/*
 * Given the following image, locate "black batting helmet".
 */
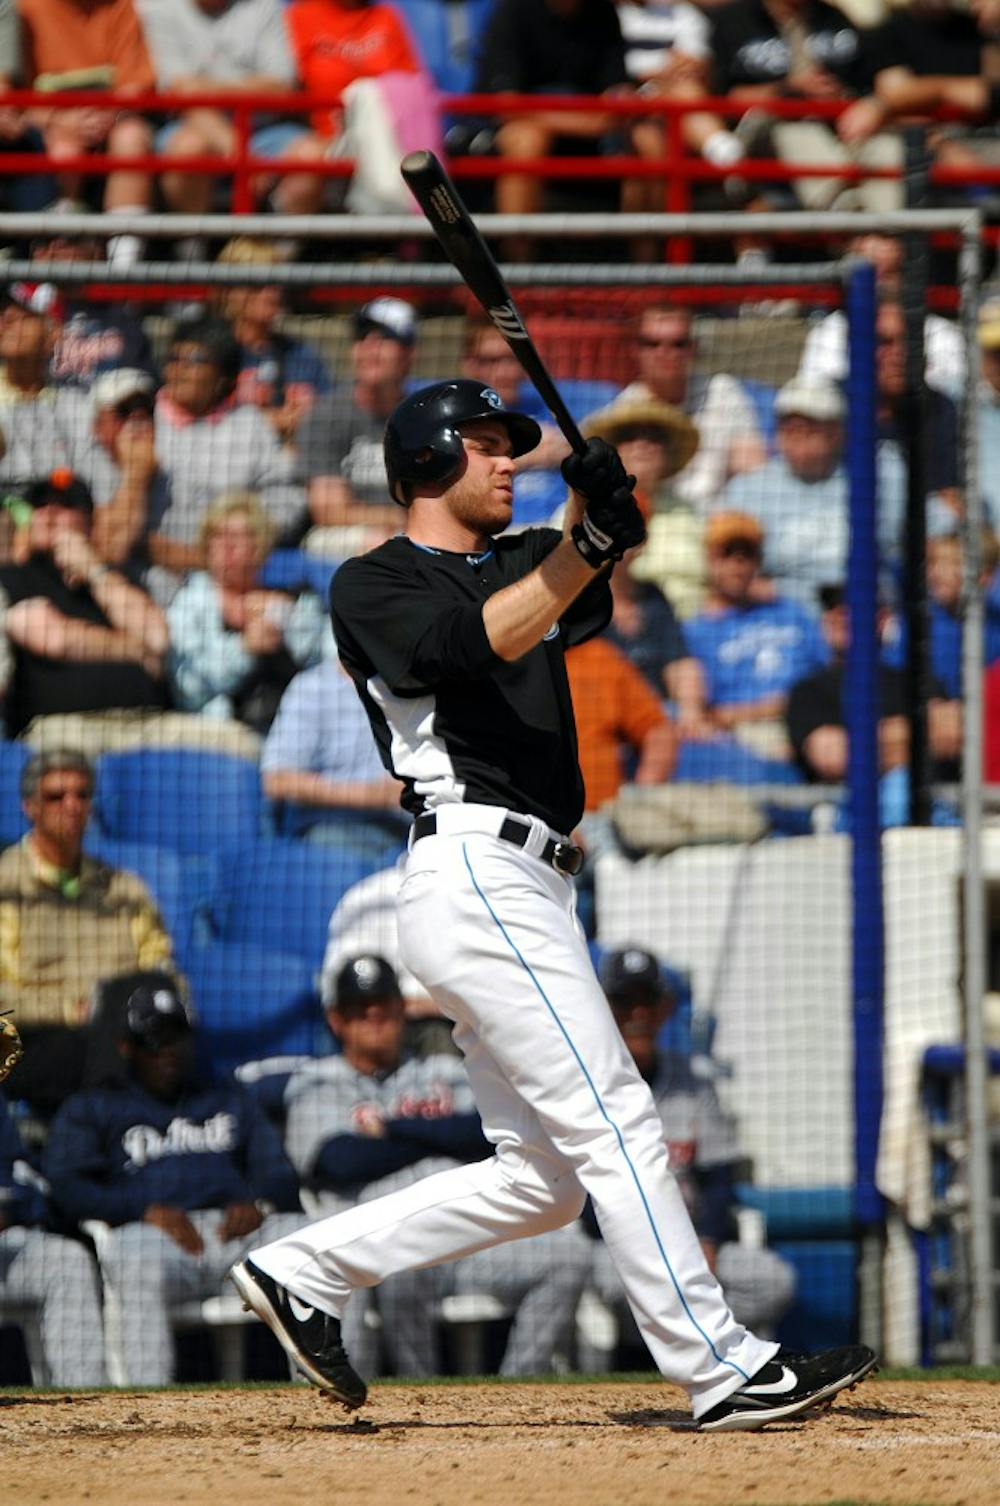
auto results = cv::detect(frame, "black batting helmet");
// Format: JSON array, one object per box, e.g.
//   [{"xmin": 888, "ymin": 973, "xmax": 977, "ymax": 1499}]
[
  {"xmin": 334, "ymin": 954, "xmax": 401, "ymax": 1008},
  {"xmin": 384, "ymin": 379, "xmax": 541, "ymax": 505}
]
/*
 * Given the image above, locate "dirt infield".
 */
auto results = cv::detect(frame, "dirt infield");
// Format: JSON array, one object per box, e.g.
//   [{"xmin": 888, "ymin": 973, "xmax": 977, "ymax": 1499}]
[{"xmin": 2, "ymin": 1378, "xmax": 998, "ymax": 1506}]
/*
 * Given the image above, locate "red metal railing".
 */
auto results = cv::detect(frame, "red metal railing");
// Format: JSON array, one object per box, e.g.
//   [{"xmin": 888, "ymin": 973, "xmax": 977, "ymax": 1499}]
[{"xmin": 1, "ymin": 85, "xmax": 992, "ymax": 231}]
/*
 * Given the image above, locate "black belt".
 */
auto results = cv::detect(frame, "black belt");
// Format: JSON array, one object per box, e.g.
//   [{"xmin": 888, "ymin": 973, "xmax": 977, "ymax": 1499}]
[{"xmin": 412, "ymin": 813, "xmax": 585, "ymax": 877}]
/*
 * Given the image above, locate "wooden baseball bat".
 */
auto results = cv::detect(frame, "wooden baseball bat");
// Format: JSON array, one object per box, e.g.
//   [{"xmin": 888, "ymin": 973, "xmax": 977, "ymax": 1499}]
[{"xmin": 400, "ymin": 149, "xmax": 586, "ymax": 455}]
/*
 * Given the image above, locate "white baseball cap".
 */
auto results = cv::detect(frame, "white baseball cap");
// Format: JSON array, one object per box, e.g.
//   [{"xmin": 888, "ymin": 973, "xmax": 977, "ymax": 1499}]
[
  {"xmin": 774, "ymin": 378, "xmax": 845, "ymax": 423},
  {"xmin": 91, "ymin": 368, "xmax": 156, "ymax": 415},
  {"xmin": 354, "ymin": 297, "xmax": 417, "ymax": 345}
]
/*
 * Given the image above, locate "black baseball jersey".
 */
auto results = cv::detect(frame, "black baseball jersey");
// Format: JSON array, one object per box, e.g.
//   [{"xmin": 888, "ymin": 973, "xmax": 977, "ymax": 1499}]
[{"xmin": 329, "ymin": 529, "xmax": 612, "ymax": 834}]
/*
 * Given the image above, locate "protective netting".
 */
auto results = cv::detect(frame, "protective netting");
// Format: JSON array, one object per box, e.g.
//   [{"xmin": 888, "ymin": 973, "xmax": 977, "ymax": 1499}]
[{"xmin": 0, "ymin": 232, "xmax": 990, "ymax": 1383}]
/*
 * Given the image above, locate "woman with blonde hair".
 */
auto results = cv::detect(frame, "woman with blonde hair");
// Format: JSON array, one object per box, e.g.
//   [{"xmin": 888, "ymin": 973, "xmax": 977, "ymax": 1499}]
[
  {"xmin": 166, "ymin": 490, "xmax": 326, "ymax": 732},
  {"xmin": 211, "ymin": 237, "xmax": 332, "ymax": 445}
]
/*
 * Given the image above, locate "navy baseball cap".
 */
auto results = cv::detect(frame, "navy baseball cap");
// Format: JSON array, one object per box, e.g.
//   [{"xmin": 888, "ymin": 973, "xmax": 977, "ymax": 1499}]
[
  {"xmin": 599, "ymin": 947, "xmax": 666, "ymax": 1004},
  {"xmin": 123, "ymin": 980, "xmax": 192, "ymax": 1050},
  {"xmin": 334, "ymin": 954, "xmax": 401, "ymax": 1008}
]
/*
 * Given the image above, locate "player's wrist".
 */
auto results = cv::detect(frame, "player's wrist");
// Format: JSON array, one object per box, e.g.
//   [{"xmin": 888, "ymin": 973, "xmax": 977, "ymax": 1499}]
[{"xmin": 571, "ymin": 515, "xmax": 621, "ymax": 569}]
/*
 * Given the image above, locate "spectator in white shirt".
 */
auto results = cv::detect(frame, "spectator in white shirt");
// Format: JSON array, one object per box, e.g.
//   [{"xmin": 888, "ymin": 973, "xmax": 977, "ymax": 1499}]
[
  {"xmin": 609, "ymin": 305, "xmax": 766, "ymax": 512},
  {"xmin": 797, "ymin": 234, "xmax": 965, "ymax": 399}
]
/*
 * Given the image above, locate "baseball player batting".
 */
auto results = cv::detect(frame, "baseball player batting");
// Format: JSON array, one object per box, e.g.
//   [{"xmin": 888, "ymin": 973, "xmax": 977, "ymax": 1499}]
[{"xmin": 231, "ymin": 379, "xmax": 877, "ymax": 1429}]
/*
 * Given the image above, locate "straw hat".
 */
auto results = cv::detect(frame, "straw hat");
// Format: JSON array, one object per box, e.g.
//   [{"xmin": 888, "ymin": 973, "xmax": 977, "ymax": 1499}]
[
  {"xmin": 979, "ymin": 297, "xmax": 1000, "ymax": 350},
  {"xmin": 584, "ymin": 399, "xmax": 700, "ymax": 479}
]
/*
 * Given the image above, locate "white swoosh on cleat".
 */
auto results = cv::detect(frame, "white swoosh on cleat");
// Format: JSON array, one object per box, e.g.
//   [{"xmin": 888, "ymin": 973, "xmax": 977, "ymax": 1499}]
[{"xmin": 742, "ymin": 1366, "xmax": 798, "ymax": 1397}]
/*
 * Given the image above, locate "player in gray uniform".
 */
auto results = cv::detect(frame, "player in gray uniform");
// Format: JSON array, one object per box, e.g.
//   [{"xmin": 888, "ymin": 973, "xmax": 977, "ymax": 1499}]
[
  {"xmin": 286, "ymin": 954, "xmax": 590, "ymax": 1377},
  {"xmin": 231, "ymin": 379, "xmax": 876, "ymax": 1430},
  {"xmin": 587, "ymin": 949, "xmax": 796, "ymax": 1348}
]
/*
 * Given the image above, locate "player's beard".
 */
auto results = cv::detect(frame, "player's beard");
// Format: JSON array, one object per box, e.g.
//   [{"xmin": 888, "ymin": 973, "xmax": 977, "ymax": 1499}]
[{"xmin": 446, "ymin": 470, "xmax": 514, "ymax": 540}]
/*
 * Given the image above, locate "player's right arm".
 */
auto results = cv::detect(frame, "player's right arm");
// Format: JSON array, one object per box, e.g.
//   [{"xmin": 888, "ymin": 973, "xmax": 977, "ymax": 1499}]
[
  {"xmin": 485, "ymin": 438, "xmax": 647, "ymax": 660},
  {"xmin": 482, "ymin": 538, "xmax": 602, "ymax": 661}
]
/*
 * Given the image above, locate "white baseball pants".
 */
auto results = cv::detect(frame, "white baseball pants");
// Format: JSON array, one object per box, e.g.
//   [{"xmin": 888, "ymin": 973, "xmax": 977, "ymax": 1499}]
[{"xmin": 252, "ymin": 808, "xmax": 776, "ymax": 1417}]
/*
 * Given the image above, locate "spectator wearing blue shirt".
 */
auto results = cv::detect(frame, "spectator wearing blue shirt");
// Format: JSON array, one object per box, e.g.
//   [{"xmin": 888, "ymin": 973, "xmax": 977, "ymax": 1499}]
[
  {"xmin": 882, "ymin": 530, "xmax": 1000, "ymax": 700},
  {"xmin": 212, "ymin": 239, "xmax": 333, "ymax": 451},
  {"xmin": 32, "ymin": 227, "xmax": 158, "ymax": 392},
  {"xmin": 719, "ymin": 376, "xmax": 952, "ymax": 613},
  {"xmin": 0, "ymin": 1093, "xmax": 107, "ymax": 1385},
  {"xmin": 45, "ymin": 979, "xmax": 307, "ymax": 1386},
  {"xmin": 261, "ymin": 657, "xmax": 409, "ymax": 862},
  {"xmin": 681, "ymin": 511, "xmax": 830, "ymax": 760}
]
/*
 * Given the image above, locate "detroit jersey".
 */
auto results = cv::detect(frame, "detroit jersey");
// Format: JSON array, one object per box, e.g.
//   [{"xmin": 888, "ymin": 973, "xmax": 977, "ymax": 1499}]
[{"xmin": 329, "ymin": 529, "xmax": 612, "ymax": 834}]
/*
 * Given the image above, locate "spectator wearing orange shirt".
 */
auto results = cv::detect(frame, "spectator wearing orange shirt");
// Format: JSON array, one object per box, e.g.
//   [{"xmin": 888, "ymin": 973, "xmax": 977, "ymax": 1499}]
[
  {"xmin": 565, "ymin": 634, "xmax": 675, "ymax": 933},
  {"xmin": 567, "ymin": 633, "xmax": 677, "ymax": 809},
  {"xmin": 19, "ymin": 0, "xmax": 155, "ymax": 260},
  {"xmin": 285, "ymin": 0, "xmax": 425, "ymax": 141}
]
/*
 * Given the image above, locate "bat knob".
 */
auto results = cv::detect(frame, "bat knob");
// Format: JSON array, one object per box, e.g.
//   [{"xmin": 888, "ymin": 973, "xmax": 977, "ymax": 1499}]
[{"xmin": 401, "ymin": 150, "xmax": 434, "ymax": 178}]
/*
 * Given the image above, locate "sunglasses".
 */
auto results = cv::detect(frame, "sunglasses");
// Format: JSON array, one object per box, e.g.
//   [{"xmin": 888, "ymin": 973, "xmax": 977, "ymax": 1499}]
[
  {"xmin": 167, "ymin": 350, "xmax": 214, "ymax": 367},
  {"xmin": 716, "ymin": 540, "xmax": 761, "ymax": 559},
  {"xmin": 40, "ymin": 786, "xmax": 92, "ymax": 804},
  {"xmin": 818, "ymin": 586, "xmax": 847, "ymax": 611},
  {"xmin": 114, "ymin": 396, "xmax": 155, "ymax": 419},
  {"xmin": 638, "ymin": 336, "xmax": 693, "ymax": 351}
]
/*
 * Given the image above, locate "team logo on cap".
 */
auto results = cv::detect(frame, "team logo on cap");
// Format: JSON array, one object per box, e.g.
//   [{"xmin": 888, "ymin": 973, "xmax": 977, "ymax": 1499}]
[
  {"xmin": 480, "ymin": 387, "xmax": 503, "ymax": 410},
  {"xmin": 353, "ymin": 957, "xmax": 383, "ymax": 988},
  {"xmin": 622, "ymin": 949, "xmax": 652, "ymax": 975}
]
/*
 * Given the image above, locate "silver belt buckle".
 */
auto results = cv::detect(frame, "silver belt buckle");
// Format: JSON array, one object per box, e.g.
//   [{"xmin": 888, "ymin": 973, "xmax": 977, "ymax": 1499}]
[{"xmin": 552, "ymin": 840, "xmax": 584, "ymax": 877}]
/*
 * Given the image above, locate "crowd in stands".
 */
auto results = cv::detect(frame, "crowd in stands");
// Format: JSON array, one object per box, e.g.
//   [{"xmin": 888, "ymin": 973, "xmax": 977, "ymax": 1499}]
[
  {"xmin": 1, "ymin": 0, "xmax": 1000, "ymax": 249},
  {"xmin": 0, "ymin": 250, "xmax": 996, "ymax": 819},
  {"xmin": 1, "ymin": 20, "xmax": 1000, "ymax": 1367}
]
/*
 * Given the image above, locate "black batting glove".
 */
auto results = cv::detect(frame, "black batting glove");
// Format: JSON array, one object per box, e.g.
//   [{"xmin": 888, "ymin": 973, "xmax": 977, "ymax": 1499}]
[
  {"xmin": 561, "ymin": 437, "xmax": 631, "ymax": 508},
  {"xmin": 563, "ymin": 437, "xmax": 646, "ymax": 567},
  {"xmin": 571, "ymin": 493, "xmax": 646, "ymax": 569}
]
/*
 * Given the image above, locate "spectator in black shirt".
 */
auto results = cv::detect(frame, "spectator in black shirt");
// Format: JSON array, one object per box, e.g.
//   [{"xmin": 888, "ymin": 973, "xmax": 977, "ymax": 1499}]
[
  {"xmin": 689, "ymin": 0, "xmax": 898, "ymax": 212},
  {"xmin": 875, "ymin": 299, "xmax": 960, "ymax": 511},
  {"xmin": 0, "ymin": 470, "xmax": 168, "ymax": 737},
  {"xmin": 785, "ymin": 581, "xmax": 962, "ymax": 783},
  {"xmin": 838, "ymin": 0, "xmax": 998, "ymax": 190},
  {"xmin": 474, "ymin": 0, "xmax": 633, "ymax": 259}
]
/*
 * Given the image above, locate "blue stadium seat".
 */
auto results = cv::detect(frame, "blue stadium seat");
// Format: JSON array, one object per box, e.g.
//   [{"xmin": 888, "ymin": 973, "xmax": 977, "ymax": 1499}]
[
  {"xmin": 208, "ymin": 838, "xmax": 379, "ymax": 974},
  {"xmin": 94, "ymin": 748, "xmax": 263, "ymax": 856},
  {"xmin": 773, "ymin": 1240, "xmax": 858, "ymax": 1351},
  {"xmin": 742, "ymin": 378, "xmax": 779, "ymax": 452},
  {"xmin": 257, "ymin": 548, "xmax": 338, "ymax": 600},
  {"xmin": 184, "ymin": 940, "xmax": 323, "ymax": 1079},
  {"xmin": 393, "ymin": 0, "xmax": 498, "ymax": 93},
  {"xmin": 675, "ymin": 740, "xmax": 804, "ymax": 786},
  {"xmin": 82, "ymin": 835, "xmax": 215, "ymax": 968},
  {"xmin": 0, "ymin": 740, "xmax": 30, "ymax": 848}
]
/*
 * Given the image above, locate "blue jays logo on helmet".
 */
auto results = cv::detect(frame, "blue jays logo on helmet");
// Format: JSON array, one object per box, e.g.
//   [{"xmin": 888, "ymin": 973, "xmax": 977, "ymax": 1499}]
[{"xmin": 384, "ymin": 379, "xmax": 542, "ymax": 505}]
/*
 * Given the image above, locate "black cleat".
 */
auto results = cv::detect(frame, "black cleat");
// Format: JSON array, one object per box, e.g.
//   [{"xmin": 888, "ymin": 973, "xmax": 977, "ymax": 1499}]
[
  {"xmin": 230, "ymin": 1257, "xmax": 367, "ymax": 1410},
  {"xmin": 697, "ymin": 1344, "xmax": 877, "ymax": 1432}
]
